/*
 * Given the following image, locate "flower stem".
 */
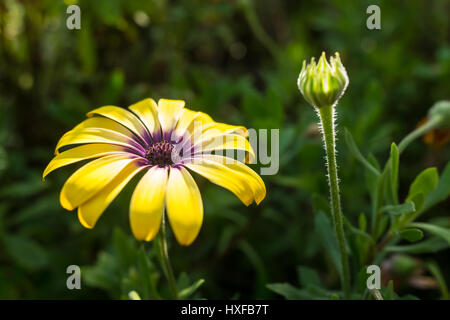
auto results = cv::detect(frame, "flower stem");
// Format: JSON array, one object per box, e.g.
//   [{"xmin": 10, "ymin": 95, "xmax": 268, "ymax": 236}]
[
  {"xmin": 318, "ymin": 104, "xmax": 351, "ymax": 299},
  {"xmin": 158, "ymin": 214, "xmax": 179, "ymax": 300}
]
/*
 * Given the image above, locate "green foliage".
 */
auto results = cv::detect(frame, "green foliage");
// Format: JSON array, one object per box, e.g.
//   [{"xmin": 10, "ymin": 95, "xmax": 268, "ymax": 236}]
[{"xmin": 1, "ymin": 0, "xmax": 449, "ymax": 300}]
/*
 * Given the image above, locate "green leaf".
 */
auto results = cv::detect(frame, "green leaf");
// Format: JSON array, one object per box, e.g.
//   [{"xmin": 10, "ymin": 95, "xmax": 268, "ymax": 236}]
[
  {"xmin": 297, "ymin": 266, "xmax": 321, "ymax": 288},
  {"xmin": 398, "ymin": 228, "xmax": 423, "ymax": 242},
  {"xmin": 344, "ymin": 128, "xmax": 380, "ymax": 176},
  {"xmin": 179, "ymin": 279, "xmax": 205, "ymax": 299},
  {"xmin": 409, "ymin": 222, "xmax": 450, "ymax": 245},
  {"xmin": 365, "ymin": 153, "xmax": 380, "ymax": 197},
  {"xmin": 3, "ymin": 235, "xmax": 49, "ymax": 271},
  {"xmin": 426, "ymin": 261, "xmax": 449, "ymax": 300},
  {"xmin": 408, "ymin": 193, "xmax": 425, "ymax": 216},
  {"xmin": 82, "ymin": 251, "xmax": 121, "ymax": 294},
  {"xmin": 113, "ymin": 227, "xmax": 137, "ymax": 270},
  {"xmin": 424, "ymin": 162, "xmax": 450, "ymax": 210},
  {"xmin": 266, "ymin": 283, "xmax": 328, "ymax": 300},
  {"xmin": 386, "ymin": 237, "xmax": 449, "ymax": 254},
  {"xmin": 136, "ymin": 246, "xmax": 160, "ymax": 300},
  {"xmin": 382, "ymin": 202, "xmax": 415, "ymax": 216},
  {"xmin": 12, "ymin": 195, "xmax": 60, "ymax": 225},
  {"xmin": 384, "ymin": 280, "xmax": 395, "ymax": 300},
  {"xmin": 406, "ymin": 167, "xmax": 439, "ymax": 212},
  {"xmin": 315, "ymin": 211, "xmax": 342, "ymax": 277},
  {"xmin": 359, "ymin": 213, "xmax": 367, "ymax": 231},
  {"xmin": 390, "ymin": 143, "xmax": 399, "ymax": 204}
]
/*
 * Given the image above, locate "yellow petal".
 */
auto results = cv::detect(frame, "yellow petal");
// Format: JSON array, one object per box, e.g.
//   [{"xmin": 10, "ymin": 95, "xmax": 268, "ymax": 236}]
[
  {"xmin": 166, "ymin": 167, "xmax": 203, "ymax": 246},
  {"xmin": 203, "ymin": 122, "xmax": 248, "ymax": 138},
  {"xmin": 129, "ymin": 166, "xmax": 168, "ymax": 241},
  {"xmin": 157, "ymin": 99, "xmax": 185, "ymax": 135},
  {"xmin": 128, "ymin": 98, "xmax": 161, "ymax": 138},
  {"xmin": 184, "ymin": 155, "xmax": 265, "ymax": 206},
  {"xmin": 177, "ymin": 120, "xmax": 249, "ymax": 156},
  {"xmin": 43, "ymin": 144, "xmax": 127, "ymax": 180},
  {"xmin": 78, "ymin": 159, "xmax": 146, "ymax": 229},
  {"xmin": 71, "ymin": 117, "xmax": 134, "ymax": 138},
  {"xmin": 87, "ymin": 106, "xmax": 150, "ymax": 143},
  {"xmin": 55, "ymin": 128, "xmax": 144, "ymax": 155},
  {"xmin": 192, "ymin": 133, "xmax": 255, "ymax": 163},
  {"xmin": 174, "ymin": 108, "xmax": 213, "ymax": 138},
  {"xmin": 60, "ymin": 154, "xmax": 140, "ymax": 210}
]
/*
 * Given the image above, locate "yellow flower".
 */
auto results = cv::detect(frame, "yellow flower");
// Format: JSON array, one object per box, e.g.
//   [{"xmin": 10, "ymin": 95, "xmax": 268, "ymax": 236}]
[{"xmin": 44, "ymin": 98, "xmax": 265, "ymax": 245}]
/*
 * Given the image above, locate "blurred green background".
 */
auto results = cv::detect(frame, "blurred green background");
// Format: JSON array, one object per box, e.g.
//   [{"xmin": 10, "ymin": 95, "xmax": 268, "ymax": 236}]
[{"xmin": 0, "ymin": 0, "xmax": 449, "ymax": 299}]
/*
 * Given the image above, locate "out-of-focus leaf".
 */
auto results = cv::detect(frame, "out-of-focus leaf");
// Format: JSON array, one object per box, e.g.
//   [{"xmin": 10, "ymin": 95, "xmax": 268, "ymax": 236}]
[
  {"xmin": 426, "ymin": 261, "xmax": 449, "ymax": 300},
  {"xmin": 365, "ymin": 153, "xmax": 381, "ymax": 196},
  {"xmin": 179, "ymin": 279, "xmax": 205, "ymax": 299},
  {"xmin": 406, "ymin": 168, "xmax": 439, "ymax": 212},
  {"xmin": 12, "ymin": 195, "xmax": 60, "ymax": 224},
  {"xmin": 266, "ymin": 283, "xmax": 322, "ymax": 300},
  {"xmin": 398, "ymin": 228, "xmax": 423, "ymax": 243},
  {"xmin": 0, "ymin": 178, "xmax": 46, "ymax": 198},
  {"xmin": 382, "ymin": 202, "xmax": 415, "ymax": 216},
  {"xmin": 315, "ymin": 211, "xmax": 342, "ymax": 277},
  {"xmin": 113, "ymin": 227, "xmax": 137, "ymax": 269},
  {"xmin": 359, "ymin": 213, "xmax": 367, "ymax": 232},
  {"xmin": 3, "ymin": 235, "xmax": 49, "ymax": 271},
  {"xmin": 136, "ymin": 246, "xmax": 160, "ymax": 300},
  {"xmin": 409, "ymin": 222, "xmax": 450, "ymax": 245},
  {"xmin": 297, "ymin": 266, "xmax": 321, "ymax": 288},
  {"xmin": 424, "ymin": 162, "xmax": 450, "ymax": 210},
  {"xmin": 386, "ymin": 237, "xmax": 449, "ymax": 254},
  {"xmin": 83, "ymin": 251, "xmax": 121, "ymax": 294},
  {"xmin": 344, "ymin": 128, "xmax": 380, "ymax": 176},
  {"xmin": 384, "ymin": 280, "xmax": 395, "ymax": 300},
  {"xmin": 390, "ymin": 143, "xmax": 399, "ymax": 204}
]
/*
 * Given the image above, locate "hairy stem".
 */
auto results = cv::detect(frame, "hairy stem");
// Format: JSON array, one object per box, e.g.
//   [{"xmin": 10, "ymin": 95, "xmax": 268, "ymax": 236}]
[
  {"xmin": 158, "ymin": 214, "xmax": 179, "ymax": 300},
  {"xmin": 318, "ymin": 104, "xmax": 351, "ymax": 299}
]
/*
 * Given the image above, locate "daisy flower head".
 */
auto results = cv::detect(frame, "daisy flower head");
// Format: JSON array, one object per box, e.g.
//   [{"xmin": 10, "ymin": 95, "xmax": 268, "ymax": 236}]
[{"xmin": 44, "ymin": 98, "xmax": 266, "ymax": 245}]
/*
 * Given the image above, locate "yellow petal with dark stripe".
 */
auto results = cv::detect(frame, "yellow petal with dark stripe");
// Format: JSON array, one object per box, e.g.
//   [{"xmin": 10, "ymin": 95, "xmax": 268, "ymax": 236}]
[
  {"xmin": 157, "ymin": 99, "xmax": 185, "ymax": 133},
  {"xmin": 174, "ymin": 108, "xmax": 213, "ymax": 138},
  {"xmin": 55, "ymin": 128, "xmax": 143, "ymax": 155},
  {"xmin": 128, "ymin": 98, "xmax": 160, "ymax": 137},
  {"xmin": 60, "ymin": 154, "xmax": 138, "ymax": 210},
  {"xmin": 184, "ymin": 155, "xmax": 265, "ymax": 206},
  {"xmin": 43, "ymin": 144, "xmax": 127, "ymax": 180},
  {"xmin": 193, "ymin": 133, "xmax": 255, "ymax": 163},
  {"xmin": 78, "ymin": 159, "xmax": 146, "ymax": 229},
  {"xmin": 71, "ymin": 117, "xmax": 134, "ymax": 138},
  {"xmin": 129, "ymin": 166, "xmax": 168, "ymax": 241},
  {"xmin": 87, "ymin": 106, "xmax": 149, "ymax": 143},
  {"xmin": 166, "ymin": 167, "xmax": 203, "ymax": 246}
]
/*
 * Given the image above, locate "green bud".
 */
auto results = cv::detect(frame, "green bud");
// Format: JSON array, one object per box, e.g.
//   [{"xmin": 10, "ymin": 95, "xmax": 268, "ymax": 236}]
[
  {"xmin": 428, "ymin": 100, "xmax": 450, "ymax": 129},
  {"xmin": 297, "ymin": 52, "xmax": 349, "ymax": 108}
]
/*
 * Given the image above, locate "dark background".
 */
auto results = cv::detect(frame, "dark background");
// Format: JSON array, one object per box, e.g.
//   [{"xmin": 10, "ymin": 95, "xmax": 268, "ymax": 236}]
[{"xmin": 0, "ymin": 0, "xmax": 449, "ymax": 299}]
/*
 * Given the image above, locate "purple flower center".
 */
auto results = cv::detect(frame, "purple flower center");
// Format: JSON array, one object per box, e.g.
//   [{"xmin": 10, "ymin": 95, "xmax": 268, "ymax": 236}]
[{"xmin": 145, "ymin": 140, "xmax": 174, "ymax": 166}]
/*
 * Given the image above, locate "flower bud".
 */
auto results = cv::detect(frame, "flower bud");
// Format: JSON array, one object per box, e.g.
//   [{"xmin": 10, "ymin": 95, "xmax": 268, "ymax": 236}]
[
  {"xmin": 428, "ymin": 100, "xmax": 450, "ymax": 129},
  {"xmin": 297, "ymin": 52, "xmax": 349, "ymax": 108}
]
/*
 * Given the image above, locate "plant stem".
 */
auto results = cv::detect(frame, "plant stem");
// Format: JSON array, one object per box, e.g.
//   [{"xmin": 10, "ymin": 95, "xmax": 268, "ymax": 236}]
[
  {"xmin": 318, "ymin": 104, "xmax": 351, "ymax": 299},
  {"xmin": 158, "ymin": 214, "xmax": 179, "ymax": 300},
  {"xmin": 370, "ymin": 115, "xmax": 442, "ymax": 262},
  {"xmin": 240, "ymin": 0, "xmax": 278, "ymax": 58},
  {"xmin": 397, "ymin": 117, "xmax": 441, "ymax": 153}
]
